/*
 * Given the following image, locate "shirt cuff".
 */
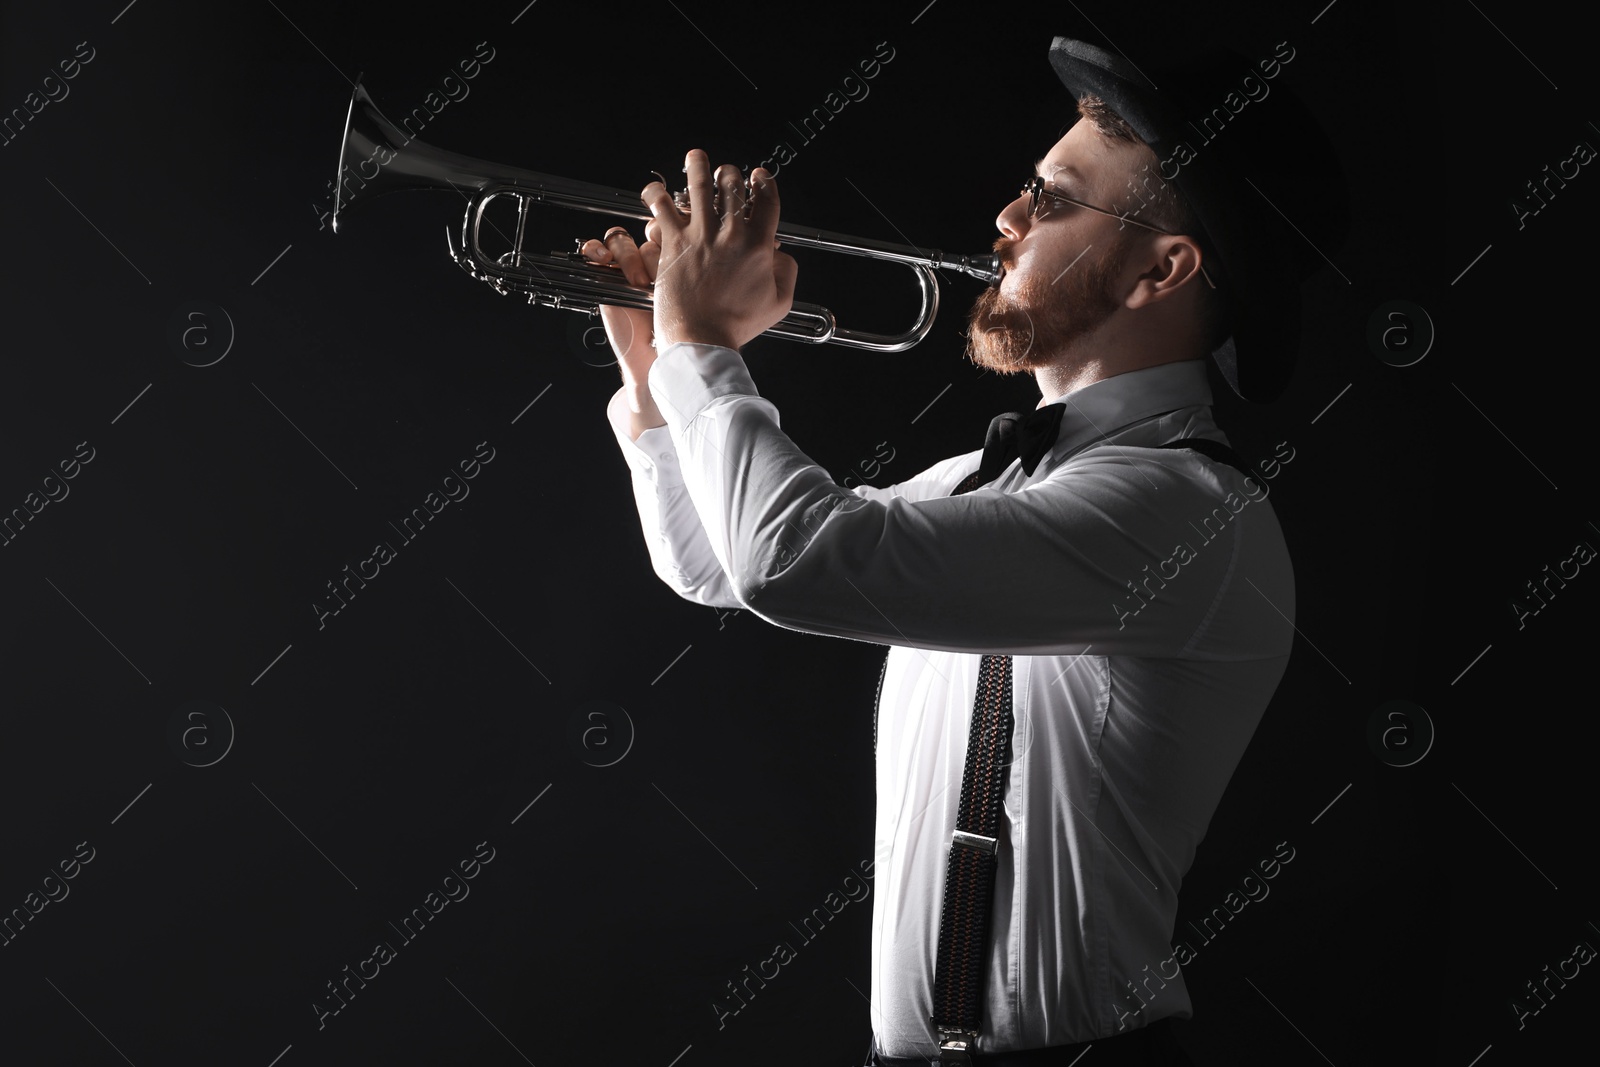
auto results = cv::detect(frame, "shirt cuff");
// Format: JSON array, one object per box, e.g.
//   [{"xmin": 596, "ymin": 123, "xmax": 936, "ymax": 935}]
[
  {"xmin": 646, "ymin": 341, "xmax": 763, "ymax": 436},
  {"xmin": 605, "ymin": 385, "xmax": 685, "ymax": 489}
]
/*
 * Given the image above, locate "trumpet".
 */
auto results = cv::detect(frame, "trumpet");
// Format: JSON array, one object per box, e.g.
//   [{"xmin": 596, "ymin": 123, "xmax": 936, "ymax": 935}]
[{"xmin": 331, "ymin": 82, "xmax": 1000, "ymax": 352}]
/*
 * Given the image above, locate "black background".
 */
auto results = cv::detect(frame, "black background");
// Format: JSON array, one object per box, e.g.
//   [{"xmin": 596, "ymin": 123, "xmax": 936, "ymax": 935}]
[{"xmin": 0, "ymin": 1, "xmax": 1595, "ymax": 1064}]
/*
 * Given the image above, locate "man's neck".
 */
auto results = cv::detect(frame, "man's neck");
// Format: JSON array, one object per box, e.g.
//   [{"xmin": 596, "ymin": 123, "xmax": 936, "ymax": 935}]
[
  {"xmin": 1034, "ymin": 351, "xmax": 1207, "ymax": 408},
  {"xmin": 1034, "ymin": 359, "xmax": 1115, "ymax": 407}
]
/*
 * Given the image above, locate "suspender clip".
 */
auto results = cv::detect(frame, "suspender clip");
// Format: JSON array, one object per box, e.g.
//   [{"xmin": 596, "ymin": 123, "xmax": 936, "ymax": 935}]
[
  {"xmin": 936, "ymin": 1026, "xmax": 979, "ymax": 1066},
  {"xmin": 951, "ymin": 829, "xmax": 998, "ymax": 855}
]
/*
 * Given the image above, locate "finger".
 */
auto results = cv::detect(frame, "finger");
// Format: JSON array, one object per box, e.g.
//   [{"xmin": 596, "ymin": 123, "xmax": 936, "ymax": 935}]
[
  {"xmin": 684, "ymin": 149, "xmax": 714, "ymax": 234},
  {"xmin": 642, "ymin": 180, "xmax": 685, "ymax": 233},
  {"xmin": 715, "ymin": 164, "xmax": 746, "ymax": 228},
  {"xmin": 639, "ymin": 240, "xmax": 661, "ymax": 280},
  {"xmin": 604, "ymin": 228, "xmax": 650, "ymax": 287},
  {"xmin": 579, "ymin": 239, "xmax": 616, "ymax": 263},
  {"xmin": 644, "ymin": 217, "xmax": 662, "ymax": 247},
  {"xmin": 748, "ymin": 168, "xmax": 781, "ymax": 247},
  {"xmin": 772, "ymin": 250, "xmax": 799, "ymax": 308}
]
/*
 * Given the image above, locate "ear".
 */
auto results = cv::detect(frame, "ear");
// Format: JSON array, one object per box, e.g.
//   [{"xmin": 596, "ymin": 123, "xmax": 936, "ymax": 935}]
[{"xmin": 1125, "ymin": 234, "xmax": 1206, "ymax": 310}]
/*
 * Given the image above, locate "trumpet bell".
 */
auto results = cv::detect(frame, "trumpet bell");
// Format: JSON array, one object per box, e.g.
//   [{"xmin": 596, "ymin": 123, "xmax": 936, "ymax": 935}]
[{"xmin": 333, "ymin": 82, "xmax": 647, "ymax": 233}]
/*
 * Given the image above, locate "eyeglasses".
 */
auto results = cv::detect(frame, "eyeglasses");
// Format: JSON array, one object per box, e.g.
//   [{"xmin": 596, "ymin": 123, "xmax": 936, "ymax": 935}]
[{"xmin": 1020, "ymin": 175, "xmax": 1215, "ymax": 289}]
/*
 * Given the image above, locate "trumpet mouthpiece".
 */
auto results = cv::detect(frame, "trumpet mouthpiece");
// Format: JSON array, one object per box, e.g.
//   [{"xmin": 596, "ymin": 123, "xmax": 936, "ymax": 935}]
[{"xmin": 947, "ymin": 253, "xmax": 1002, "ymax": 285}]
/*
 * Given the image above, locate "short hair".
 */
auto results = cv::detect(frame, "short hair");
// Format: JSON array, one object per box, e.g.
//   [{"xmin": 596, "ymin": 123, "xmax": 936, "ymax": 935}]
[{"xmin": 1074, "ymin": 94, "xmax": 1231, "ymax": 355}]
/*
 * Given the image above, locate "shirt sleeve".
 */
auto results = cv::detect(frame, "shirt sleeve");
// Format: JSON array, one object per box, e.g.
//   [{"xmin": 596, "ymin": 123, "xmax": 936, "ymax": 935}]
[
  {"xmin": 607, "ymin": 385, "xmax": 744, "ymax": 608},
  {"xmin": 646, "ymin": 342, "xmax": 1292, "ymax": 658},
  {"xmin": 607, "ymin": 383, "xmax": 978, "ymax": 609}
]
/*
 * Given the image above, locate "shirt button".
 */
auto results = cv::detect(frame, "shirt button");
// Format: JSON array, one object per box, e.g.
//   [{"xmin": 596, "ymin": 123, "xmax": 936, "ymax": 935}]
[{"xmin": 659, "ymin": 452, "xmax": 673, "ymax": 462}]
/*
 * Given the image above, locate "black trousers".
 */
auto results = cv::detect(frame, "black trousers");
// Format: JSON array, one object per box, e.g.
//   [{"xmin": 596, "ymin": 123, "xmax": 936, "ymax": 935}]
[{"xmin": 865, "ymin": 1018, "xmax": 1195, "ymax": 1067}]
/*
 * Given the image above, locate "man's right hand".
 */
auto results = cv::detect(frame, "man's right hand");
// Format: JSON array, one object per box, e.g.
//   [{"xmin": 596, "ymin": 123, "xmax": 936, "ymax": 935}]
[{"xmin": 580, "ymin": 224, "xmax": 666, "ymax": 440}]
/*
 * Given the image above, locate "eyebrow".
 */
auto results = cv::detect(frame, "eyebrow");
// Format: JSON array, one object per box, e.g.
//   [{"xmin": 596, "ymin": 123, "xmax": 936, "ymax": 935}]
[{"xmin": 1034, "ymin": 159, "xmax": 1085, "ymax": 186}]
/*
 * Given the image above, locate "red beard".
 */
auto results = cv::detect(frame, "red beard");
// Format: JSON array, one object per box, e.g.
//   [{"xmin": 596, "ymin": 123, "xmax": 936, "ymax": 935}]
[{"xmin": 965, "ymin": 234, "xmax": 1132, "ymax": 374}]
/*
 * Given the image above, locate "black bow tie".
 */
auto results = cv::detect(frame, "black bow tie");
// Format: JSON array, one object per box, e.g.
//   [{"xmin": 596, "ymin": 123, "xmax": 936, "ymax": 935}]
[{"xmin": 965, "ymin": 403, "xmax": 1066, "ymax": 490}]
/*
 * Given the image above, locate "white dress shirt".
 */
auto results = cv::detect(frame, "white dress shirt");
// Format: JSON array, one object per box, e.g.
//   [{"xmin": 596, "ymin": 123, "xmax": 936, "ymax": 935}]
[{"xmin": 606, "ymin": 343, "xmax": 1294, "ymax": 1057}]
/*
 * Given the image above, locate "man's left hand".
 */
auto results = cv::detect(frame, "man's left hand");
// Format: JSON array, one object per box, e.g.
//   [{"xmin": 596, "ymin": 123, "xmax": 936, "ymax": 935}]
[{"xmin": 642, "ymin": 150, "xmax": 797, "ymax": 351}]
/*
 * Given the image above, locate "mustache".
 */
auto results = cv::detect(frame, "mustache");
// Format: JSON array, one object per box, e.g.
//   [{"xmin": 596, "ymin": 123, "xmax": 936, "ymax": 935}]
[{"xmin": 993, "ymin": 236, "xmax": 1016, "ymax": 271}]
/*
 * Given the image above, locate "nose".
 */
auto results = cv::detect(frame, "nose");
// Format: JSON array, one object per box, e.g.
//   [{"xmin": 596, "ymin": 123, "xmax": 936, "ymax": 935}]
[{"xmin": 996, "ymin": 190, "xmax": 1030, "ymax": 241}]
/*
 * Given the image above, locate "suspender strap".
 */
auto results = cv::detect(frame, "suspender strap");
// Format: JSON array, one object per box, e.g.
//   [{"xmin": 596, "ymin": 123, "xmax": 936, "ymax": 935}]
[
  {"xmin": 1155, "ymin": 436, "xmax": 1255, "ymax": 480},
  {"xmin": 929, "ymin": 652, "xmax": 1014, "ymax": 1065}
]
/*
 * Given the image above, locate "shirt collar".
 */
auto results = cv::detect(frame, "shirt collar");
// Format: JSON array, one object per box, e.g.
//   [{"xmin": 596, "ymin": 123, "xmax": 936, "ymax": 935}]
[{"xmin": 1038, "ymin": 358, "xmax": 1214, "ymax": 465}]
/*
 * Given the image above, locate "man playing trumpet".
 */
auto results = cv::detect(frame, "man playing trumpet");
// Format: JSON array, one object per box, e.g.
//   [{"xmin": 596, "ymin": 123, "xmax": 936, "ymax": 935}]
[{"xmin": 590, "ymin": 33, "xmax": 1345, "ymax": 1067}]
